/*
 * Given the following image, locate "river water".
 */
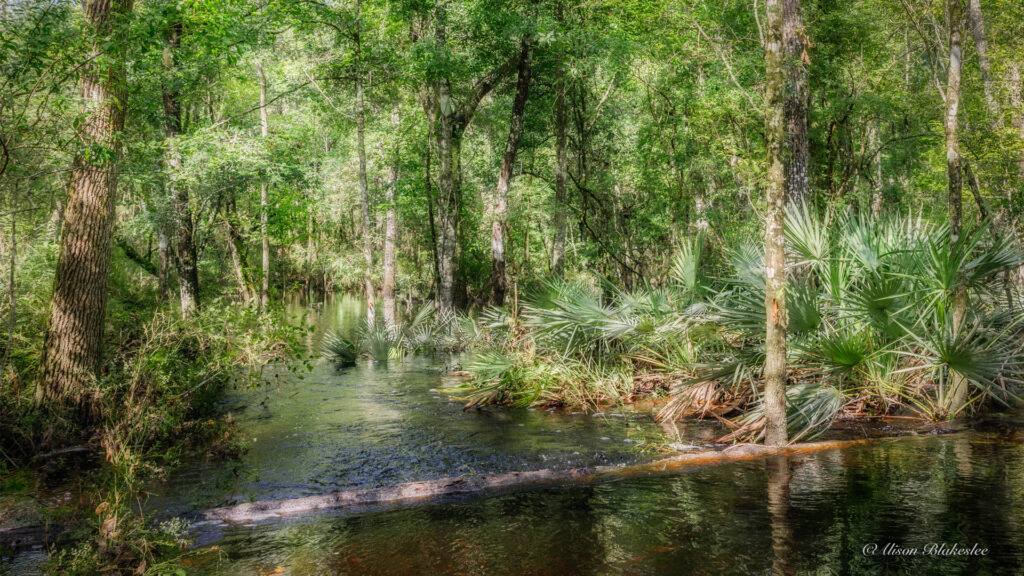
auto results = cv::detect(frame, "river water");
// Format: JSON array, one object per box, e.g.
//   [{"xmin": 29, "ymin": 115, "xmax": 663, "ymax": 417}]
[{"xmin": 5, "ymin": 295, "xmax": 1024, "ymax": 575}]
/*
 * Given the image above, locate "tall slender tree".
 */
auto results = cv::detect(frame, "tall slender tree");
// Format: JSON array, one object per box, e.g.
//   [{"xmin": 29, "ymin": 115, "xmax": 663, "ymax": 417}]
[
  {"xmin": 944, "ymin": 0, "xmax": 969, "ymax": 415},
  {"xmin": 258, "ymin": 59, "xmax": 271, "ymax": 311},
  {"xmin": 551, "ymin": 0, "xmax": 568, "ymax": 279},
  {"xmin": 782, "ymin": 0, "xmax": 809, "ymax": 210},
  {"xmin": 1011, "ymin": 63, "xmax": 1024, "ymax": 177},
  {"xmin": 355, "ymin": 0, "xmax": 376, "ymax": 325},
  {"xmin": 763, "ymin": 0, "xmax": 790, "ymax": 447},
  {"xmin": 966, "ymin": 0, "xmax": 1000, "ymax": 124},
  {"xmin": 382, "ymin": 104, "xmax": 399, "ymax": 327},
  {"xmin": 37, "ymin": 0, "xmax": 134, "ymax": 409},
  {"xmin": 164, "ymin": 7, "xmax": 200, "ymax": 318},
  {"xmin": 491, "ymin": 38, "xmax": 533, "ymax": 306}
]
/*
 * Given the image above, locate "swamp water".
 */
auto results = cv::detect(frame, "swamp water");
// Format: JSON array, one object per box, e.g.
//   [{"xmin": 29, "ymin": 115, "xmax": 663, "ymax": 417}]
[{"xmin": 6, "ymin": 295, "xmax": 1024, "ymax": 575}]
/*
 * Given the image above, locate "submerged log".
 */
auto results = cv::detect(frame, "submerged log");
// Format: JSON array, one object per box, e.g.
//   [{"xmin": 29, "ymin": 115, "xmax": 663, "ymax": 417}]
[{"xmin": 200, "ymin": 438, "xmax": 872, "ymax": 524}]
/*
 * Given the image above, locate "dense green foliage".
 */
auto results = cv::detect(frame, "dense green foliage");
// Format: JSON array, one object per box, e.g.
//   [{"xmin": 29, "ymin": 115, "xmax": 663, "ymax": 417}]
[
  {"xmin": 453, "ymin": 210, "xmax": 1024, "ymax": 439},
  {"xmin": 2, "ymin": 0, "xmax": 1024, "ymax": 572}
]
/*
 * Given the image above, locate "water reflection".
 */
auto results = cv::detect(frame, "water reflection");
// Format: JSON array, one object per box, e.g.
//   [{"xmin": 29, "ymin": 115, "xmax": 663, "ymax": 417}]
[
  {"xmin": 145, "ymin": 295, "xmax": 701, "ymax": 516},
  {"xmin": 185, "ymin": 434, "xmax": 1024, "ymax": 575},
  {"xmin": 766, "ymin": 455, "xmax": 794, "ymax": 576},
  {"xmin": 139, "ymin": 296, "xmax": 1024, "ymax": 574}
]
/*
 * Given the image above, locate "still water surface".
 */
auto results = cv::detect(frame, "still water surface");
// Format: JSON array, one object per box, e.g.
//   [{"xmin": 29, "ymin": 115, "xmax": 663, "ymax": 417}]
[{"xmin": 8, "ymin": 295, "xmax": 1024, "ymax": 575}]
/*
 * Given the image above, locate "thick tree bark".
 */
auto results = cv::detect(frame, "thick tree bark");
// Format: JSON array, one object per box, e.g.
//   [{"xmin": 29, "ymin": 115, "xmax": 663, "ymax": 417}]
[
  {"xmin": 966, "ymin": 0, "xmax": 1000, "ymax": 124},
  {"xmin": 382, "ymin": 105, "xmax": 399, "ymax": 328},
  {"xmin": 763, "ymin": 0, "xmax": 790, "ymax": 447},
  {"xmin": 551, "ymin": 1, "xmax": 568, "ymax": 279},
  {"xmin": 164, "ymin": 14, "xmax": 199, "ymax": 319},
  {"xmin": 37, "ymin": 0, "xmax": 133, "ymax": 410},
  {"xmin": 428, "ymin": 3, "xmax": 516, "ymax": 315},
  {"xmin": 258, "ymin": 60, "xmax": 271, "ymax": 311},
  {"xmin": 491, "ymin": 39, "xmax": 533, "ymax": 307},
  {"xmin": 782, "ymin": 0, "xmax": 809, "ymax": 210},
  {"xmin": 944, "ymin": 0, "xmax": 969, "ymax": 416}
]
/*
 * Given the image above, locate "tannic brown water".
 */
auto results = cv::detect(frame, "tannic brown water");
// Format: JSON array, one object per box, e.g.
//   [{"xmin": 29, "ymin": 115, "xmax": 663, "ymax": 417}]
[{"xmin": 7, "ymin": 295, "xmax": 1024, "ymax": 575}]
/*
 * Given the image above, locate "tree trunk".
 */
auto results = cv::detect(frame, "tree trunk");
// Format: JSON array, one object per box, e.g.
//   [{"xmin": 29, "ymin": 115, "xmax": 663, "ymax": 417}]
[
  {"xmin": 37, "ymin": 0, "xmax": 133, "ymax": 411},
  {"xmin": 429, "ymin": 3, "xmax": 515, "ymax": 315},
  {"xmin": 763, "ymin": 0, "xmax": 790, "ymax": 447},
  {"xmin": 355, "ymin": 0, "xmax": 376, "ymax": 325},
  {"xmin": 224, "ymin": 194, "xmax": 252, "ymax": 304},
  {"xmin": 967, "ymin": 0, "xmax": 1000, "ymax": 124},
  {"xmin": 491, "ymin": 39, "xmax": 533, "ymax": 307},
  {"xmin": 433, "ymin": 9, "xmax": 459, "ymax": 319},
  {"xmin": 382, "ymin": 105, "xmax": 399, "ymax": 328},
  {"xmin": 944, "ymin": 0, "xmax": 969, "ymax": 416},
  {"xmin": 164, "ymin": 14, "xmax": 199, "ymax": 319},
  {"xmin": 258, "ymin": 60, "xmax": 271, "ymax": 311},
  {"xmin": 782, "ymin": 0, "xmax": 810, "ymax": 210},
  {"xmin": 156, "ymin": 230, "xmax": 169, "ymax": 301},
  {"xmin": 869, "ymin": 122, "xmax": 884, "ymax": 218},
  {"xmin": 551, "ymin": 1, "xmax": 568, "ymax": 279},
  {"xmin": 1010, "ymin": 63, "xmax": 1024, "ymax": 177}
]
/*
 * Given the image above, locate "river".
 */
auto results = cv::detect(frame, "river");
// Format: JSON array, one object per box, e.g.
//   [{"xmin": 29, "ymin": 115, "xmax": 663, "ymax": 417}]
[{"xmin": 5, "ymin": 295, "xmax": 1023, "ymax": 575}]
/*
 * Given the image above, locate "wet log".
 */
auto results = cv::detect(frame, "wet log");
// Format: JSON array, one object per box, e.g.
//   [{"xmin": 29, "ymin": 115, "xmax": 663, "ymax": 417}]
[{"xmin": 200, "ymin": 438, "xmax": 872, "ymax": 524}]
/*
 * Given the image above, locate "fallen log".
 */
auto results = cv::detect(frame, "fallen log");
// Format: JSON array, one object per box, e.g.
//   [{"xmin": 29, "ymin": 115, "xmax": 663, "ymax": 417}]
[{"xmin": 200, "ymin": 438, "xmax": 875, "ymax": 524}]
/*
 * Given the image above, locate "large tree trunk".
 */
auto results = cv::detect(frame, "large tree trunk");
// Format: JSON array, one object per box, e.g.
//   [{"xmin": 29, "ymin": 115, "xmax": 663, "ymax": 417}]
[
  {"xmin": 382, "ymin": 105, "xmax": 399, "ymax": 328},
  {"xmin": 967, "ymin": 0, "xmax": 1000, "ymax": 124},
  {"xmin": 164, "ymin": 14, "xmax": 199, "ymax": 319},
  {"xmin": 782, "ymin": 0, "xmax": 810, "ymax": 210},
  {"xmin": 37, "ymin": 0, "xmax": 133, "ymax": 410},
  {"xmin": 944, "ymin": 0, "xmax": 969, "ymax": 416},
  {"xmin": 491, "ymin": 39, "xmax": 533, "ymax": 307},
  {"xmin": 429, "ymin": 4, "xmax": 515, "ymax": 315},
  {"xmin": 552, "ymin": 18, "xmax": 568, "ymax": 279},
  {"xmin": 258, "ymin": 60, "xmax": 271, "ymax": 311},
  {"xmin": 763, "ymin": 0, "xmax": 790, "ymax": 447}
]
